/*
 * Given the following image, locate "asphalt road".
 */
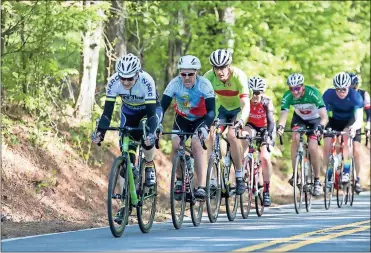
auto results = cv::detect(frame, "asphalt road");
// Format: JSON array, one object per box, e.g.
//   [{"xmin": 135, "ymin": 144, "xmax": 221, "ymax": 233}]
[{"xmin": 2, "ymin": 192, "xmax": 370, "ymax": 252}]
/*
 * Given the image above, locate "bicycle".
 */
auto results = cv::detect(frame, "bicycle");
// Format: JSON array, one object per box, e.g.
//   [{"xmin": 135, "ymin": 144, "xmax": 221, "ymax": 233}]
[
  {"xmin": 279, "ymin": 128, "xmax": 319, "ymax": 214},
  {"xmin": 94, "ymin": 119, "xmax": 157, "ymax": 237},
  {"xmin": 323, "ymin": 129, "xmax": 356, "ymax": 209},
  {"xmin": 158, "ymin": 130, "xmax": 206, "ymax": 229},
  {"xmin": 205, "ymin": 118, "xmax": 238, "ymax": 223},
  {"xmin": 236, "ymin": 128, "xmax": 268, "ymax": 218}
]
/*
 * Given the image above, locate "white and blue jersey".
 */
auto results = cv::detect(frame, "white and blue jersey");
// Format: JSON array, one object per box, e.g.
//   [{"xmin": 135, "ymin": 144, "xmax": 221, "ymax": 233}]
[
  {"xmin": 163, "ymin": 76, "xmax": 215, "ymax": 121},
  {"xmin": 106, "ymin": 70, "xmax": 157, "ymax": 115},
  {"xmin": 323, "ymin": 88, "xmax": 363, "ymax": 121}
]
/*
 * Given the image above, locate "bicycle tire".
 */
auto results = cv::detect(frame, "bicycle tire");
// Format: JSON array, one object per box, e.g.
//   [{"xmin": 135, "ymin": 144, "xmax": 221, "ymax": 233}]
[
  {"xmin": 293, "ymin": 155, "xmax": 304, "ymax": 214},
  {"xmin": 190, "ymin": 192, "xmax": 204, "ymax": 227},
  {"xmin": 304, "ymin": 161, "xmax": 313, "ymax": 212},
  {"xmin": 324, "ymin": 155, "xmax": 335, "ymax": 210},
  {"xmin": 107, "ymin": 157, "xmax": 130, "ymax": 237},
  {"xmin": 350, "ymin": 157, "xmax": 356, "ymax": 206},
  {"xmin": 137, "ymin": 158, "xmax": 157, "ymax": 233},
  {"xmin": 224, "ymin": 157, "xmax": 238, "ymax": 221},
  {"xmin": 206, "ymin": 154, "xmax": 222, "ymax": 223},
  {"xmin": 336, "ymin": 166, "xmax": 345, "ymax": 208},
  {"xmin": 170, "ymin": 155, "xmax": 186, "ymax": 229},
  {"xmin": 240, "ymin": 157, "xmax": 252, "ymax": 219}
]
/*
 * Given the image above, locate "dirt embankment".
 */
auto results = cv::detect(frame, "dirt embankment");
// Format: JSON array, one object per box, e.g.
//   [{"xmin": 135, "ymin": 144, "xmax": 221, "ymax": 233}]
[{"xmin": 1, "ymin": 123, "xmax": 370, "ymax": 239}]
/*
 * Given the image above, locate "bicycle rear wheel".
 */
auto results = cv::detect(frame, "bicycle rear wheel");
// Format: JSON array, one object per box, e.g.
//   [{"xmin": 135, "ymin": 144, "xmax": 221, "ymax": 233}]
[
  {"xmin": 107, "ymin": 157, "xmax": 130, "ymax": 237},
  {"xmin": 324, "ymin": 155, "xmax": 335, "ymax": 210},
  {"xmin": 350, "ymin": 157, "xmax": 356, "ymax": 206},
  {"xmin": 304, "ymin": 160, "xmax": 314, "ymax": 212},
  {"xmin": 206, "ymin": 154, "xmax": 222, "ymax": 223},
  {"xmin": 293, "ymin": 155, "xmax": 304, "ymax": 214},
  {"xmin": 224, "ymin": 158, "xmax": 238, "ymax": 221},
  {"xmin": 137, "ymin": 158, "xmax": 157, "ymax": 233},
  {"xmin": 336, "ymin": 167, "xmax": 345, "ymax": 208},
  {"xmin": 240, "ymin": 158, "xmax": 252, "ymax": 219},
  {"xmin": 190, "ymin": 184, "xmax": 204, "ymax": 227},
  {"xmin": 170, "ymin": 155, "xmax": 186, "ymax": 229}
]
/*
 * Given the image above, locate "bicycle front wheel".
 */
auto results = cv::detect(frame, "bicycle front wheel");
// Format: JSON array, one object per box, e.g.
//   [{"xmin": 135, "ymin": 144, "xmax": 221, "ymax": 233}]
[
  {"xmin": 324, "ymin": 155, "xmax": 335, "ymax": 210},
  {"xmin": 240, "ymin": 158, "xmax": 252, "ymax": 219},
  {"xmin": 224, "ymin": 159, "xmax": 238, "ymax": 221},
  {"xmin": 206, "ymin": 154, "xmax": 221, "ymax": 223},
  {"xmin": 336, "ymin": 166, "xmax": 345, "ymax": 208},
  {"xmin": 293, "ymin": 155, "xmax": 304, "ymax": 214},
  {"xmin": 137, "ymin": 159, "xmax": 157, "ymax": 233},
  {"xmin": 107, "ymin": 157, "xmax": 130, "ymax": 237},
  {"xmin": 190, "ymin": 186, "xmax": 204, "ymax": 227},
  {"xmin": 350, "ymin": 157, "xmax": 356, "ymax": 206},
  {"xmin": 170, "ymin": 155, "xmax": 186, "ymax": 229}
]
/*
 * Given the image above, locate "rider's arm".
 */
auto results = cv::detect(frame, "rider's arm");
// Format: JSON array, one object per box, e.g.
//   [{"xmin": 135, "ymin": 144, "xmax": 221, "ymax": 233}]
[
  {"xmin": 265, "ymin": 98, "xmax": 275, "ymax": 135},
  {"xmin": 160, "ymin": 94, "xmax": 172, "ymax": 118},
  {"xmin": 364, "ymin": 91, "xmax": 371, "ymax": 127},
  {"xmin": 98, "ymin": 99, "xmax": 115, "ymax": 132},
  {"xmin": 318, "ymin": 107, "xmax": 329, "ymax": 127},
  {"xmin": 145, "ymin": 103, "xmax": 158, "ymax": 134},
  {"xmin": 278, "ymin": 90, "xmax": 292, "ymax": 127},
  {"xmin": 239, "ymin": 97, "xmax": 250, "ymax": 124},
  {"xmin": 351, "ymin": 91, "xmax": 365, "ymax": 130},
  {"xmin": 278, "ymin": 110, "xmax": 289, "ymax": 127},
  {"xmin": 204, "ymin": 97, "xmax": 216, "ymax": 128}
]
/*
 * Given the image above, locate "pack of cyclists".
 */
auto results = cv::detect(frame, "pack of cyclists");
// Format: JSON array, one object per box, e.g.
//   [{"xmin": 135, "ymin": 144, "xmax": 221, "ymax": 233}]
[{"xmin": 92, "ymin": 50, "xmax": 370, "ymax": 213}]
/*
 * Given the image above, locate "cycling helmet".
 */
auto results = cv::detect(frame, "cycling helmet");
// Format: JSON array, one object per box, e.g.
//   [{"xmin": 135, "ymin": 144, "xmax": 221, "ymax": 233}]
[
  {"xmin": 348, "ymin": 72, "xmax": 360, "ymax": 86},
  {"xmin": 286, "ymin": 73, "xmax": 304, "ymax": 87},
  {"xmin": 248, "ymin": 76, "xmax": 267, "ymax": 91},
  {"xmin": 333, "ymin": 72, "xmax": 351, "ymax": 88},
  {"xmin": 178, "ymin": 55, "xmax": 201, "ymax": 70},
  {"xmin": 209, "ymin": 49, "xmax": 232, "ymax": 67},
  {"xmin": 116, "ymin": 53, "xmax": 141, "ymax": 78}
]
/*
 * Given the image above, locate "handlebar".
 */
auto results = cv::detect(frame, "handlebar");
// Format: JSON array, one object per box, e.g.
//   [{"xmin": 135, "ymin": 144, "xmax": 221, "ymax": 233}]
[
  {"xmin": 278, "ymin": 128, "xmax": 321, "ymax": 146},
  {"xmin": 155, "ymin": 130, "xmax": 207, "ymax": 150},
  {"xmin": 235, "ymin": 125, "xmax": 271, "ymax": 152}
]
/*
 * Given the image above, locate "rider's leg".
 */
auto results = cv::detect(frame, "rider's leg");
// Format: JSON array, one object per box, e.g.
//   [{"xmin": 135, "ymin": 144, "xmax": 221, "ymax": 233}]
[
  {"xmin": 261, "ymin": 144, "xmax": 272, "ymax": 206},
  {"xmin": 192, "ymin": 136, "xmax": 208, "ymax": 189},
  {"xmin": 289, "ymin": 131, "xmax": 300, "ymax": 185},
  {"xmin": 341, "ymin": 128, "xmax": 352, "ymax": 183},
  {"xmin": 228, "ymin": 126, "xmax": 245, "ymax": 195},
  {"xmin": 308, "ymin": 135, "xmax": 322, "ymax": 195},
  {"xmin": 322, "ymin": 137, "xmax": 333, "ymax": 179},
  {"xmin": 352, "ymin": 131, "xmax": 362, "ymax": 192}
]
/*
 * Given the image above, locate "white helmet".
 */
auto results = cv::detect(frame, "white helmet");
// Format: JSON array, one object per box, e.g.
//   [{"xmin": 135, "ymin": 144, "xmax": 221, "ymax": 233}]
[
  {"xmin": 248, "ymin": 76, "xmax": 266, "ymax": 91},
  {"xmin": 333, "ymin": 72, "xmax": 351, "ymax": 88},
  {"xmin": 209, "ymin": 49, "xmax": 232, "ymax": 67},
  {"xmin": 178, "ymin": 55, "xmax": 201, "ymax": 70},
  {"xmin": 286, "ymin": 73, "xmax": 304, "ymax": 87},
  {"xmin": 116, "ymin": 53, "xmax": 141, "ymax": 78}
]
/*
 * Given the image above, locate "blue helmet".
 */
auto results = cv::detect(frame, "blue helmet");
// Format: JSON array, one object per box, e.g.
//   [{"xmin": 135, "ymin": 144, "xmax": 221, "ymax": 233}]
[{"xmin": 348, "ymin": 72, "xmax": 359, "ymax": 86}]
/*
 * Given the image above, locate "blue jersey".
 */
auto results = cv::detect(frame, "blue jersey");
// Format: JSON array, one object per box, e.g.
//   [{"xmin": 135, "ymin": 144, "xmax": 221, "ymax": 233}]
[
  {"xmin": 323, "ymin": 88, "xmax": 363, "ymax": 120},
  {"xmin": 163, "ymin": 76, "xmax": 215, "ymax": 121}
]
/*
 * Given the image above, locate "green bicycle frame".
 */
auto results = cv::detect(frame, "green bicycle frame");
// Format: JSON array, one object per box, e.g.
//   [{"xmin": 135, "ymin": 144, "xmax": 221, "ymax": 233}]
[{"xmin": 120, "ymin": 135, "xmax": 139, "ymax": 206}]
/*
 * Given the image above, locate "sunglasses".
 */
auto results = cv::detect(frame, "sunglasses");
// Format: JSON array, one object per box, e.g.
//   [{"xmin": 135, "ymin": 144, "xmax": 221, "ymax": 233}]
[
  {"xmin": 252, "ymin": 91, "xmax": 263, "ymax": 96},
  {"xmin": 180, "ymin": 72, "xmax": 196, "ymax": 77},
  {"xmin": 290, "ymin": 86, "xmax": 303, "ymax": 92},
  {"xmin": 336, "ymin": 88, "xmax": 347, "ymax": 93},
  {"xmin": 213, "ymin": 65, "xmax": 229, "ymax": 71},
  {"xmin": 120, "ymin": 76, "xmax": 136, "ymax": 82}
]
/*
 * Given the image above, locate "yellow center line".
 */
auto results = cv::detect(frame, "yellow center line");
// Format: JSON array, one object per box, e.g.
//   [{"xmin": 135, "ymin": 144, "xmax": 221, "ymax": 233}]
[
  {"xmin": 232, "ymin": 220, "xmax": 370, "ymax": 252},
  {"xmin": 268, "ymin": 225, "xmax": 370, "ymax": 252}
]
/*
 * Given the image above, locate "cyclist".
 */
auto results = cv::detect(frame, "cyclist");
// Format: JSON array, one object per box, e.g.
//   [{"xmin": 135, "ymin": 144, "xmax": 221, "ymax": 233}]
[
  {"xmin": 323, "ymin": 72, "xmax": 363, "ymax": 191},
  {"xmin": 277, "ymin": 73, "xmax": 328, "ymax": 196},
  {"xmin": 92, "ymin": 53, "xmax": 162, "ymax": 187},
  {"xmin": 348, "ymin": 72, "xmax": 370, "ymax": 192},
  {"xmin": 244, "ymin": 77, "xmax": 276, "ymax": 206},
  {"xmin": 161, "ymin": 55, "xmax": 216, "ymax": 200},
  {"xmin": 204, "ymin": 49, "xmax": 250, "ymax": 195}
]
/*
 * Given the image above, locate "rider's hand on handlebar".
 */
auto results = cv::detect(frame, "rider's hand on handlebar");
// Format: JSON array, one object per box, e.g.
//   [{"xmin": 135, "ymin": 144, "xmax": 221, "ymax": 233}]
[
  {"xmin": 92, "ymin": 131, "xmax": 103, "ymax": 144},
  {"xmin": 144, "ymin": 133, "xmax": 156, "ymax": 146},
  {"xmin": 233, "ymin": 119, "xmax": 244, "ymax": 130},
  {"xmin": 314, "ymin": 124, "xmax": 324, "ymax": 136},
  {"xmin": 155, "ymin": 124, "xmax": 163, "ymax": 139},
  {"xmin": 348, "ymin": 127, "xmax": 356, "ymax": 139},
  {"xmin": 277, "ymin": 125, "xmax": 284, "ymax": 136},
  {"xmin": 198, "ymin": 126, "xmax": 209, "ymax": 141}
]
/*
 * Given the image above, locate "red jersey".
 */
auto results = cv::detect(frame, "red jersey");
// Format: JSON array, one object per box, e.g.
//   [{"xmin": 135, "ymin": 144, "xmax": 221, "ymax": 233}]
[{"xmin": 248, "ymin": 96, "xmax": 274, "ymax": 128}]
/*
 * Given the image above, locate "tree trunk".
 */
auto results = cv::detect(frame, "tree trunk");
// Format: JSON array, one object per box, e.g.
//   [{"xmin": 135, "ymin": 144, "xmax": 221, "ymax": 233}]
[
  {"xmin": 223, "ymin": 7, "xmax": 235, "ymax": 52},
  {"xmin": 75, "ymin": 1, "xmax": 105, "ymax": 121},
  {"xmin": 104, "ymin": 0, "xmax": 127, "ymax": 83},
  {"xmin": 164, "ymin": 10, "xmax": 183, "ymax": 88}
]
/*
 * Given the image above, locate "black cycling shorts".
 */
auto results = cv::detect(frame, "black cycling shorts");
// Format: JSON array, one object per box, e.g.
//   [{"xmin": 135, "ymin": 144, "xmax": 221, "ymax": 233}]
[
  {"xmin": 291, "ymin": 113, "xmax": 320, "ymax": 140},
  {"xmin": 172, "ymin": 114, "xmax": 206, "ymax": 141},
  {"xmin": 324, "ymin": 117, "xmax": 361, "ymax": 142}
]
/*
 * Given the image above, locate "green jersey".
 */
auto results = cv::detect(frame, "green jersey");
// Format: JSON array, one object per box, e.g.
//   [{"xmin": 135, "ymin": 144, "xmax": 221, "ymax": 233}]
[
  {"xmin": 281, "ymin": 85, "xmax": 325, "ymax": 120},
  {"xmin": 204, "ymin": 66, "xmax": 249, "ymax": 111}
]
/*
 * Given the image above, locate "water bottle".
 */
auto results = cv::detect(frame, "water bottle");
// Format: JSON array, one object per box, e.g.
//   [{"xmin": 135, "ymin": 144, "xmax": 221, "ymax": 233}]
[
  {"xmin": 185, "ymin": 155, "xmax": 194, "ymax": 179},
  {"xmin": 337, "ymin": 153, "xmax": 342, "ymax": 167},
  {"xmin": 224, "ymin": 151, "xmax": 231, "ymax": 167},
  {"xmin": 304, "ymin": 157, "xmax": 310, "ymax": 177}
]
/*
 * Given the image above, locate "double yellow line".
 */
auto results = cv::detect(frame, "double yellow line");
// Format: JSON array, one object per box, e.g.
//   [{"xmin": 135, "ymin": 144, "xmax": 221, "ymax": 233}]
[{"xmin": 233, "ymin": 220, "xmax": 370, "ymax": 252}]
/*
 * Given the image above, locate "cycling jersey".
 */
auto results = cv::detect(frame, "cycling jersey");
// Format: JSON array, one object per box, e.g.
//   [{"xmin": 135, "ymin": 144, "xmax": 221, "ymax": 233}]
[
  {"xmin": 323, "ymin": 88, "xmax": 363, "ymax": 121},
  {"xmin": 357, "ymin": 89, "xmax": 371, "ymax": 123},
  {"xmin": 248, "ymin": 95, "xmax": 274, "ymax": 128},
  {"xmin": 106, "ymin": 70, "xmax": 157, "ymax": 115},
  {"xmin": 203, "ymin": 66, "xmax": 249, "ymax": 111},
  {"xmin": 281, "ymin": 86, "xmax": 325, "ymax": 120},
  {"xmin": 163, "ymin": 75, "xmax": 215, "ymax": 121}
]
